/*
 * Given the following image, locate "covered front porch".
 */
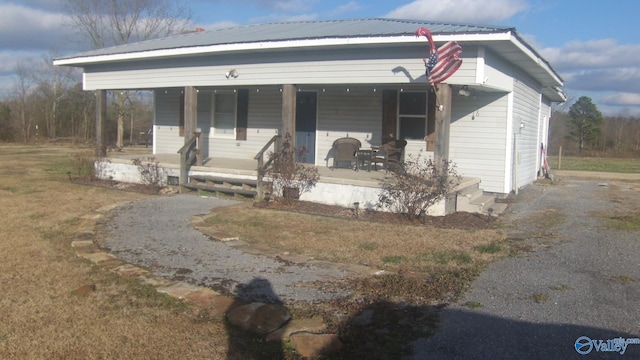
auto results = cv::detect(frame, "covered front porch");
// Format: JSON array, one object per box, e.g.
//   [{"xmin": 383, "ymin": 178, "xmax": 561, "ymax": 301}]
[{"xmin": 103, "ymin": 148, "xmax": 486, "ymax": 215}]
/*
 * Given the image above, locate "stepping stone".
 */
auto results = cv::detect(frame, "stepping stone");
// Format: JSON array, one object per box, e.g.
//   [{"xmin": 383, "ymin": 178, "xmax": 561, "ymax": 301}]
[
  {"xmin": 71, "ymin": 240, "xmax": 95, "ymax": 248},
  {"xmin": 74, "ymin": 231, "xmax": 95, "ymax": 241},
  {"xmin": 80, "ymin": 213, "xmax": 103, "ymax": 220},
  {"xmin": 96, "ymin": 203, "xmax": 127, "ymax": 213},
  {"xmin": 290, "ymin": 333, "xmax": 343, "ymax": 359},
  {"xmin": 138, "ymin": 275, "xmax": 170, "ymax": 287},
  {"xmin": 226, "ymin": 303, "xmax": 291, "ymax": 335},
  {"xmin": 266, "ymin": 317, "xmax": 327, "ymax": 341},
  {"xmin": 211, "ymin": 295, "xmax": 236, "ymax": 314},
  {"xmin": 78, "ymin": 251, "xmax": 117, "ymax": 264},
  {"xmin": 156, "ymin": 281, "xmax": 199, "ymax": 299},
  {"xmin": 184, "ymin": 288, "xmax": 221, "ymax": 308},
  {"xmin": 112, "ymin": 264, "xmax": 148, "ymax": 278}
]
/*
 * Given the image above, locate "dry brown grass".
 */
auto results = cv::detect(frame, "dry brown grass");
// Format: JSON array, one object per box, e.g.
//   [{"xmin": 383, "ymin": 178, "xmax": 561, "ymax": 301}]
[
  {"xmin": 0, "ymin": 145, "xmax": 230, "ymax": 359},
  {"xmin": 206, "ymin": 204, "xmax": 509, "ymax": 273},
  {"xmin": 0, "ymin": 144, "xmax": 518, "ymax": 359}
]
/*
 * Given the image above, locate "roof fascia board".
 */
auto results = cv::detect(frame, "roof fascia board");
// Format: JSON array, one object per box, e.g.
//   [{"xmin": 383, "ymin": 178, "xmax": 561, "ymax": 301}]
[
  {"xmin": 508, "ymin": 33, "xmax": 563, "ymax": 86},
  {"xmin": 53, "ymin": 32, "xmax": 512, "ymax": 66}
]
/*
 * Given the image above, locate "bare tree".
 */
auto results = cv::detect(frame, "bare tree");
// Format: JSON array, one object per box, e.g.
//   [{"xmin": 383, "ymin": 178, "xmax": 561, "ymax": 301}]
[
  {"xmin": 33, "ymin": 51, "xmax": 79, "ymax": 139},
  {"xmin": 64, "ymin": 0, "xmax": 193, "ymax": 49},
  {"xmin": 12, "ymin": 61, "xmax": 35, "ymax": 143},
  {"xmin": 63, "ymin": 0, "xmax": 193, "ymax": 148}
]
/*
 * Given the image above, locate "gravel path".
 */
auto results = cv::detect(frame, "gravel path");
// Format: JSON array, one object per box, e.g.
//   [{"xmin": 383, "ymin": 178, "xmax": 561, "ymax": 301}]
[
  {"xmin": 100, "ymin": 195, "xmax": 352, "ymax": 303},
  {"xmin": 408, "ymin": 177, "xmax": 640, "ymax": 359}
]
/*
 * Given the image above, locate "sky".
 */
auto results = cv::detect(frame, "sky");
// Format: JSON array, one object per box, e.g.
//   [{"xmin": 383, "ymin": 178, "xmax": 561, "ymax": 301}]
[{"xmin": 1, "ymin": 0, "xmax": 639, "ymax": 116}]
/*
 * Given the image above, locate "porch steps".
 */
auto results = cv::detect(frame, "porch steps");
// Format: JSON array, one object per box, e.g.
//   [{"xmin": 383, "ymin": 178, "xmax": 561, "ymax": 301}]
[
  {"xmin": 456, "ymin": 181, "xmax": 507, "ymax": 216},
  {"xmin": 184, "ymin": 175, "xmax": 258, "ymax": 199}
]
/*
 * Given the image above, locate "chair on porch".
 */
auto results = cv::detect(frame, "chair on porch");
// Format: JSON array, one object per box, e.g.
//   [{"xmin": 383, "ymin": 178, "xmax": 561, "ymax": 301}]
[
  {"xmin": 331, "ymin": 137, "xmax": 361, "ymax": 169},
  {"xmin": 372, "ymin": 139, "xmax": 407, "ymax": 172}
]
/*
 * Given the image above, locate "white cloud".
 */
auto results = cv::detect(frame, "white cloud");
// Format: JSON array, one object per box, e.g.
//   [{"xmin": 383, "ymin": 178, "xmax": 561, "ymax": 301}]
[
  {"xmin": 564, "ymin": 67, "xmax": 640, "ymax": 94},
  {"xmin": 541, "ymin": 39, "xmax": 640, "ymax": 71},
  {"xmin": 262, "ymin": 0, "xmax": 317, "ymax": 13},
  {"xmin": 385, "ymin": 0, "xmax": 528, "ymax": 23},
  {"xmin": 249, "ymin": 13, "xmax": 318, "ymax": 24},
  {"xmin": 195, "ymin": 21, "xmax": 239, "ymax": 31},
  {"xmin": 329, "ymin": 1, "xmax": 363, "ymax": 16},
  {"xmin": 0, "ymin": 4, "xmax": 75, "ymax": 52},
  {"xmin": 601, "ymin": 92, "xmax": 640, "ymax": 107}
]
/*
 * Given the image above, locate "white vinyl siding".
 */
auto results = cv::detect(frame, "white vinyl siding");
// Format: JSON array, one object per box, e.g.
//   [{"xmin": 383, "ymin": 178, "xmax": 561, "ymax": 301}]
[
  {"xmin": 512, "ymin": 67, "xmax": 544, "ymax": 190},
  {"xmin": 481, "ymin": 47, "xmax": 515, "ymax": 92},
  {"xmin": 316, "ymin": 87, "xmax": 382, "ymax": 166},
  {"xmin": 208, "ymin": 87, "xmax": 281, "ymax": 160},
  {"xmin": 449, "ymin": 91, "xmax": 510, "ymax": 193},
  {"xmin": 154, "ymin": 89, "xmax": 183, "ymax": 154},
  {"xmin": 82, "ymin": 45, "xmax": 480, "ymax": 90}
]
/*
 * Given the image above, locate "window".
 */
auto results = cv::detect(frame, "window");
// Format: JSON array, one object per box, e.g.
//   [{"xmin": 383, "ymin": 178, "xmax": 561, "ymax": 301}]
[
  {"xmin": 398, "ymin": 92, "xmax": 427, "ymax": 140},
  {"xmin": 213, "ymin": 92, "xmax": 236, "ymax": 136},
  {"xmin": 212, "ymin": 90, "xmax": 249, "ymax": 140}
]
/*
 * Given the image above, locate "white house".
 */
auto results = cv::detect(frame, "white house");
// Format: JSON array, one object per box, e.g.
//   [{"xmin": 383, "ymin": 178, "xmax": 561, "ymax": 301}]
[{"xmin": 54, "ymin": 18, "xmax": 565, "ymax": 214}]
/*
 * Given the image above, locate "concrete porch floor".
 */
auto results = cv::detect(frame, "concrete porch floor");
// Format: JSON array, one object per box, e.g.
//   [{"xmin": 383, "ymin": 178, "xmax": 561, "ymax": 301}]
[{"xmin": 106, "ymin": 147, "xmax": 479, "ymax": 191}]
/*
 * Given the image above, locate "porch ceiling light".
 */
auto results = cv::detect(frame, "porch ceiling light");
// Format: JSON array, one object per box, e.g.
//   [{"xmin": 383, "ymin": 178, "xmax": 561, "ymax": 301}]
[
  {"xmin": 458, "ymin": 85, "xmax": 471, "ymax": 97},
  {"xmin": 225, "ymin": 69, "xmax": 238, "ymax": 79}
]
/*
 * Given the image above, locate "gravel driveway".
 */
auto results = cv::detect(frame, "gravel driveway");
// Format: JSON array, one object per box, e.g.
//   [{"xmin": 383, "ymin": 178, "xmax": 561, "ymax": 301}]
[
  {"xmin": 99, "ymin": 174, "xmax": 640, "ymax": 358},
  {"xmin": 100, "ymin": 195, "xmax": 352, "ymax": 303},
  {"xmin": 408, "ymin": 176, "xmax": 640, "ymax": 359}
]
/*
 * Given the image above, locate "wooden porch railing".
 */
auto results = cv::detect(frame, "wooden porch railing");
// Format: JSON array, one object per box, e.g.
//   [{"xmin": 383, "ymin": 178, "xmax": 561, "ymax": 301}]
[
  {"xmin": 253, "ymin": 134, "xmax": 281, "ymax": 199},
  {"xmin": 177, "ymin": 130, "xmax": 203, "ymax": 187}
]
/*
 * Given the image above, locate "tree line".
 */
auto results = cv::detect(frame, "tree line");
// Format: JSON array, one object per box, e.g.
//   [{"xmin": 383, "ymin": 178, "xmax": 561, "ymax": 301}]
[
  {"xmin": 0, "ymin": 55, "xmax": 152, "ymax": 146},
  {"xmin": 0, "ymin": 0, "xmax": 192, "ymax": 146},
  {"xmin": 548, "ymin": 96, "xmax": 640, "ymax": 157}
]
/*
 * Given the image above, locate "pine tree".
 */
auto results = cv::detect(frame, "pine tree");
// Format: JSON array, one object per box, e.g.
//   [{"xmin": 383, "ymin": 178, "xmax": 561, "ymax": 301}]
[{"xmin": 567, "ymin": 96, "xmax": 602, "ymax": 152}]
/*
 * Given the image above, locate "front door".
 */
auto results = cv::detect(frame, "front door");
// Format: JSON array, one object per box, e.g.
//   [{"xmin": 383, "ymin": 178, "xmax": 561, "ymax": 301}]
[{"xmin": 295, "ymin": 92, "xmax": 317, "ymax": 163}]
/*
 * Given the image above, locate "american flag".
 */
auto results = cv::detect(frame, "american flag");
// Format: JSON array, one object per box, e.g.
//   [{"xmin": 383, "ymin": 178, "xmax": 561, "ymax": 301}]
[
  {"xmin": 416, "ymin": 27, "xmax": 463, "ymax": 86},
  {"xmin": 429, "ymin": 41, "xmax": 463, "ymax": 86}
]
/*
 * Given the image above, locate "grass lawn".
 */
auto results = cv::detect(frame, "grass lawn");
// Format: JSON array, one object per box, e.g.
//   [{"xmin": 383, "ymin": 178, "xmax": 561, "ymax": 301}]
[
  {"xmin": 0, "ymin": 143, "xmax": 523, "ymax": 359},
  {"xmin": 0, "ymin": 144, "xmax": 230, "ymax": 359},
  {"xmin": 548, "ymin": 156, "xmax": 640, "ymax": 173}
]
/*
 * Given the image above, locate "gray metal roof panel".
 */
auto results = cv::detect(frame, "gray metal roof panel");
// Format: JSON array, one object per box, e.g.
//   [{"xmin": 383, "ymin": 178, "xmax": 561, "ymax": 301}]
[{"xmin": 57, "ymin": 18, "xmax": 513, "ymax": 60}]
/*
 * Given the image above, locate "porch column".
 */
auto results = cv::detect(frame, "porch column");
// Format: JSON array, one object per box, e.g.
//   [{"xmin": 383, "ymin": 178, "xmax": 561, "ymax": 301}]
[
  {"xmin": 95, "ymin": 90, "xmax": 107, "ymax": 158},
  {"xmin": 281, "ymin": 84, "xmax": 297, "ymax": 149},
  {"xmin": 434, "ymin": 84, "xmax": 452, "ymax": 165},
  {"xmin": 183, "ymin": 86, "xmax": 198, "ymax": 143}
]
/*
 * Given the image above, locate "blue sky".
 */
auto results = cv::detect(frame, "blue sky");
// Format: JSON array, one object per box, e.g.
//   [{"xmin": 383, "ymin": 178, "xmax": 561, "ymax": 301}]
[{"xmin": 1, "ymin": 0, "xmax": 639, "ymax": 116}]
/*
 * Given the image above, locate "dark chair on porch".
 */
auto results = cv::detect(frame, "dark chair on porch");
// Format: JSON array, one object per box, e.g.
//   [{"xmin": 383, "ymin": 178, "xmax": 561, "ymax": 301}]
[
  {"xmin": 372, "ymin": 139, "xmax": 407, "ymax": 172},
  {"xmin": 331, "ymin": 137, "xmax": 361, "ymax": 169}
]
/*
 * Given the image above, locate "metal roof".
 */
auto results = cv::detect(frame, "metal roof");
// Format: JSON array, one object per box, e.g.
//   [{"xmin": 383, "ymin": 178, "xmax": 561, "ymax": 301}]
[
  {"xmin": 56, "ymin": 18, "xmax": 514, "ymax": 60},
  {"xmin": 53, "ymin": 18, "xmax": 564, "ymax": 99}
]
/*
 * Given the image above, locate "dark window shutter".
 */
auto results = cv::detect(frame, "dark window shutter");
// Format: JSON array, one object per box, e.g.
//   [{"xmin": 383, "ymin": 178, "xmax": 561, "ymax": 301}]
[
  {"xmin": 236, "ymin": 89, "xmax": 249, "ymax": 140},
  {"xmin": 382, "ymin": 89, "xmax": 397, "ymax": 144},
  {"xmin": 179, "ymin": 93, "xmax": 185, "ymax": 137}
]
